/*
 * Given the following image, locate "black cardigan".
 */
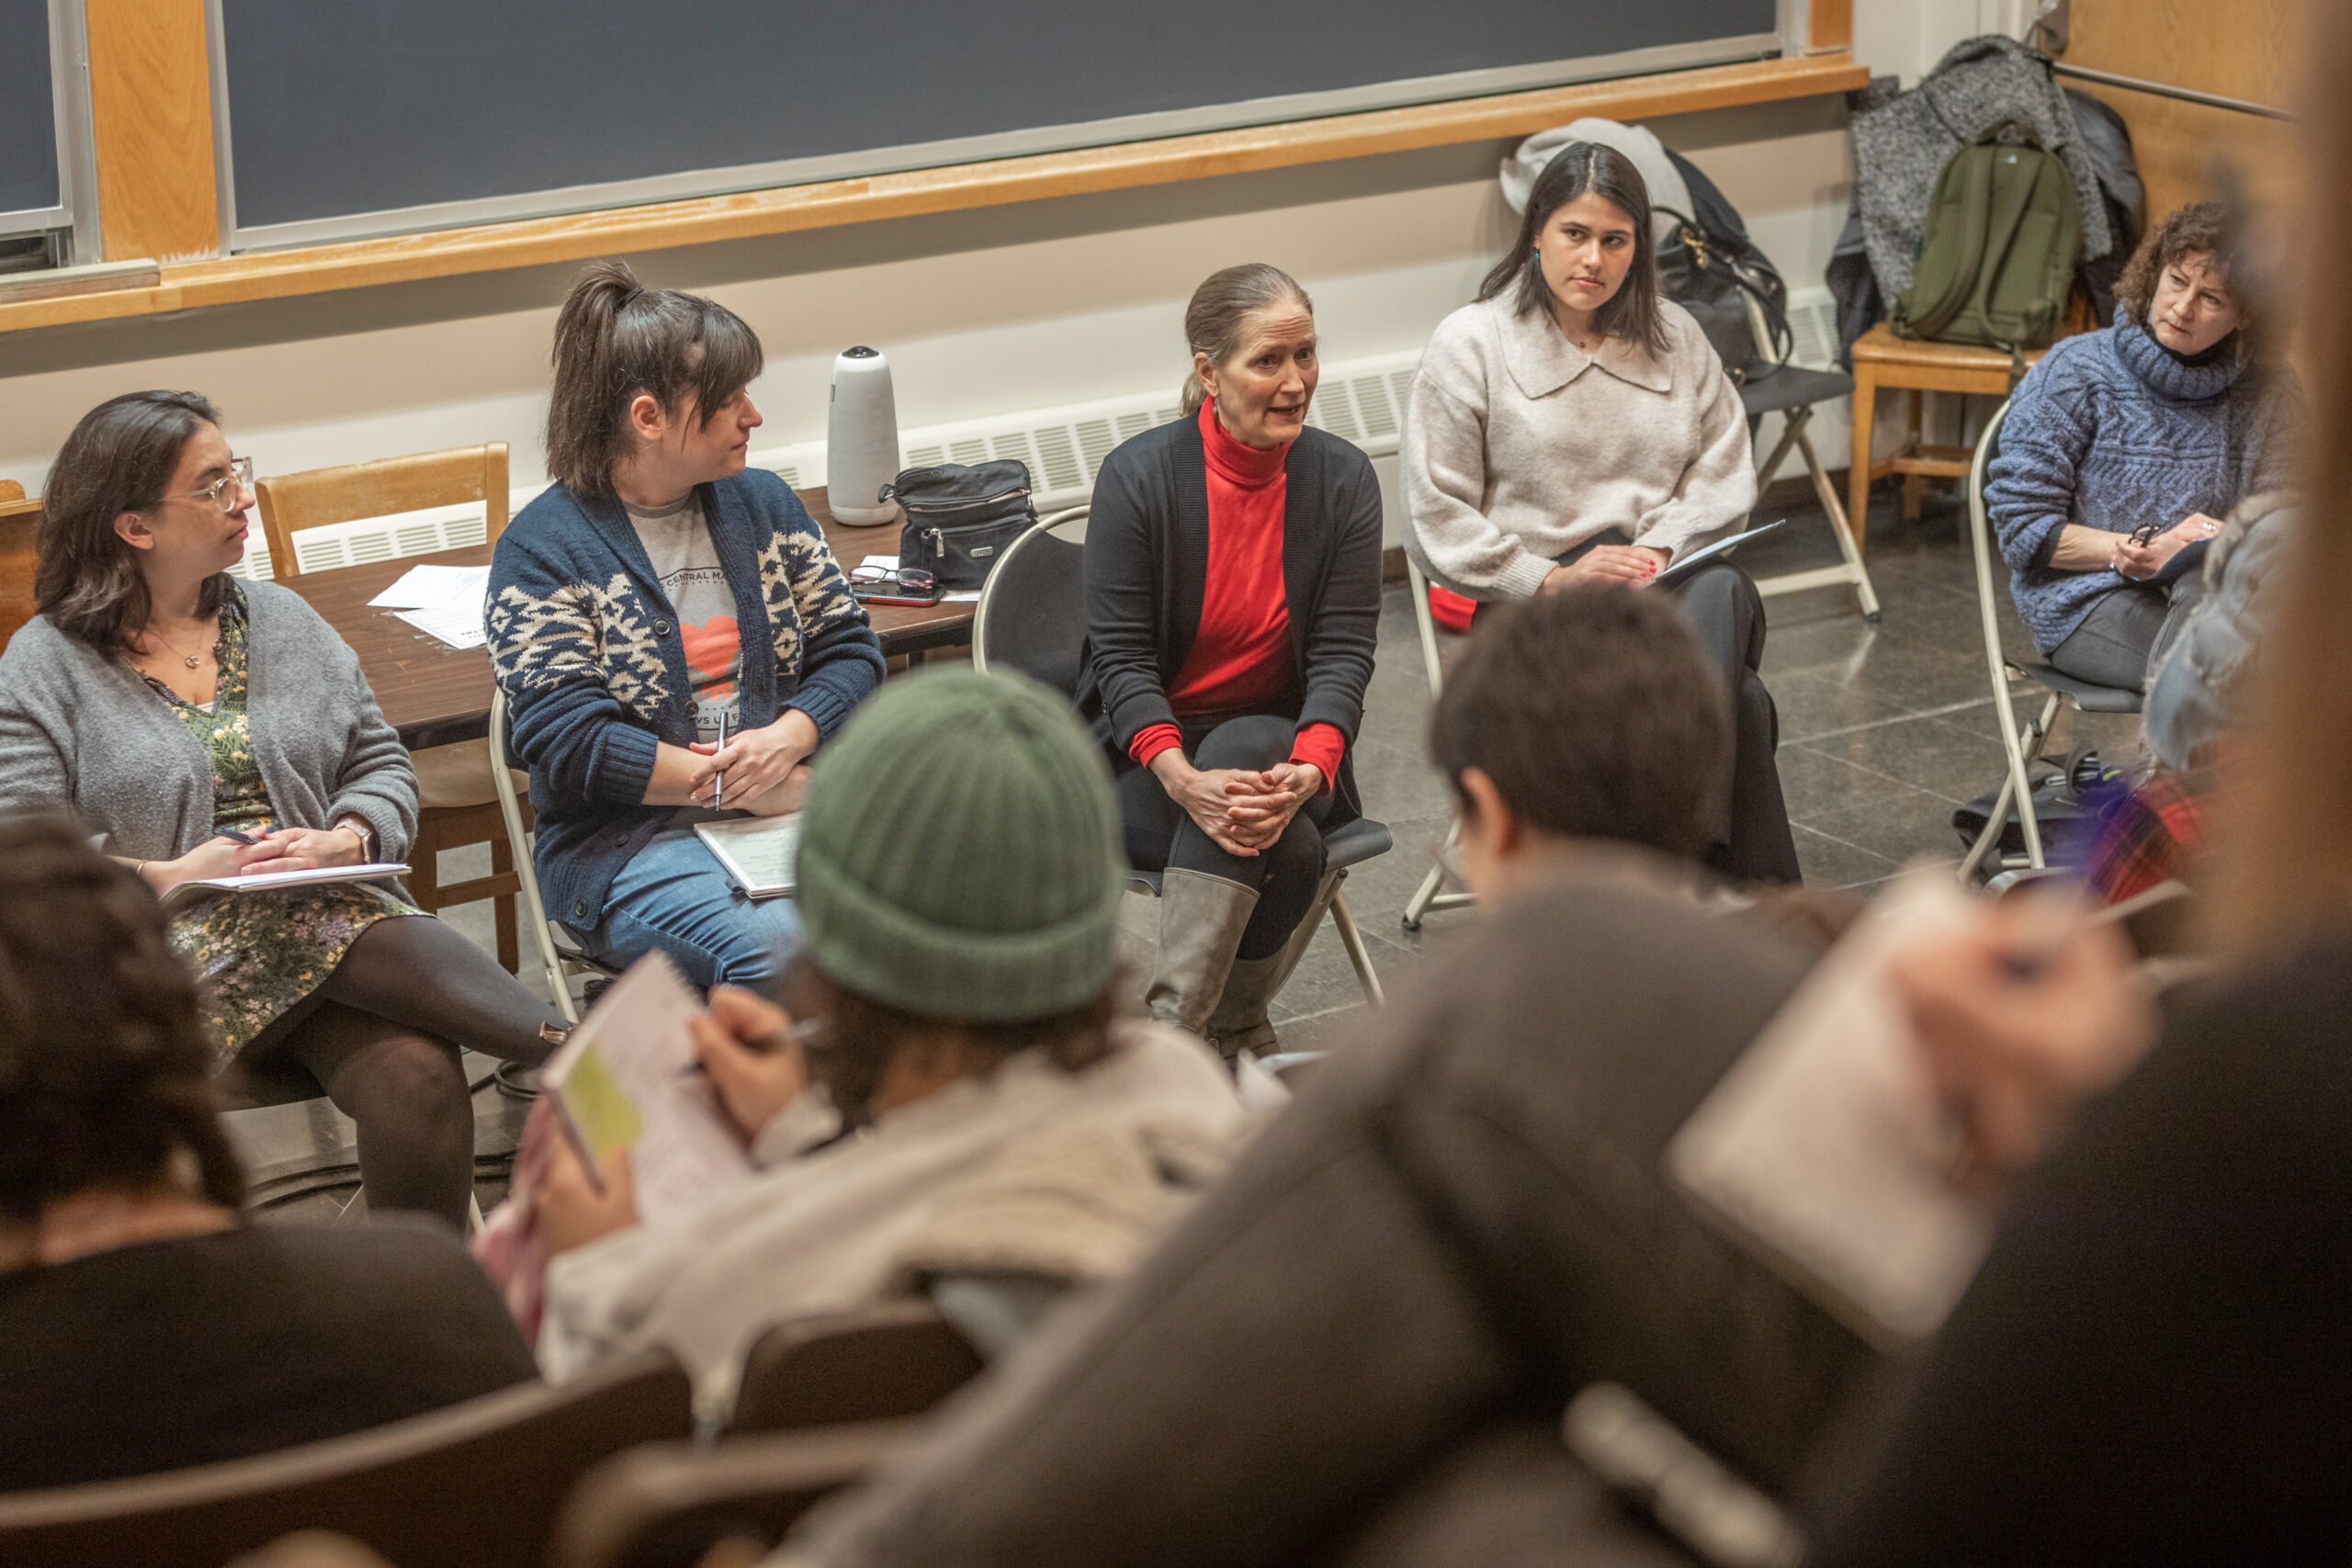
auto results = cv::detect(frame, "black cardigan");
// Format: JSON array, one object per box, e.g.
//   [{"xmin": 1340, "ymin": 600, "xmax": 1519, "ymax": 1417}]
[{"xmin": 1075, "ymin": 414, "xmax": 1384, "ymax": 812}]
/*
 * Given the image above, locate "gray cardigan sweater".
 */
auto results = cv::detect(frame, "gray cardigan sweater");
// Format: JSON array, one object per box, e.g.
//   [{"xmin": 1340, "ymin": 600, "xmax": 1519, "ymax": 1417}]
[{"xmin": 0, "ymin": 581, "xmax": 417, "ymax": 864}]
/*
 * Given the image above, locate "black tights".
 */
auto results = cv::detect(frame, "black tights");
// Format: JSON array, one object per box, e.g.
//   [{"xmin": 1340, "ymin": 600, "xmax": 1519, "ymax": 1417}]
[
  {"xmin": 1116, "ymin": 715, "xmax": 1337, "ymax": 962},
  {"xmin": 232, "ymin": 915, "xmax": 567, "ymax": 1231}
]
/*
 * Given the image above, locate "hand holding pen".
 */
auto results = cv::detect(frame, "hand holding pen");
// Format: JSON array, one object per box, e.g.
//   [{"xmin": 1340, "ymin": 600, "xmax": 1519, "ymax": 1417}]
[{"xmin": 687, "ymin": 986, "xmax": 820, "ymax": 1140}]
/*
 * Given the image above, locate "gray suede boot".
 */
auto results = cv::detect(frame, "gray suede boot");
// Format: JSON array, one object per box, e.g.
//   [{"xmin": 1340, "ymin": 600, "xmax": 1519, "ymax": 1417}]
[
  {"xmin": 1203, "ymin": 953, "xmax": 1286, "ymax": 1061},
  {"xmin": 1144, "ymin": 868, "xmax": 1260, "ymax": 1035}
]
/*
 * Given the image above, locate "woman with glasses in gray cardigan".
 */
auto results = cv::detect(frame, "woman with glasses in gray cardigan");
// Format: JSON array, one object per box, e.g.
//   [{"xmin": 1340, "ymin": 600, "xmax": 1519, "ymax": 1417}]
[{"xmin": 0, "ymin": 391, "xmax": 569, "ymax": 1230}]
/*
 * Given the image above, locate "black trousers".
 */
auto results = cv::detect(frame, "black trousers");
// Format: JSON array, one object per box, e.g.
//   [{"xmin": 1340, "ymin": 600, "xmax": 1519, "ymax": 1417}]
[
  {"xmin": 1115, "ymin": 714, "xmax": 1338, "ymax": 961},
  {"xmin": 228, "ymin": 913, "xmax": 566, "ymax": 1229},
  {"xmin": 1476, "ymin": 532, "xmax": 1802, "ymax": 885}
]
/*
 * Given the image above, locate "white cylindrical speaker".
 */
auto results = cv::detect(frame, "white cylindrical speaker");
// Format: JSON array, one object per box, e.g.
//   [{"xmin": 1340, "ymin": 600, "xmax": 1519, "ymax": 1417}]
[{"xmin": 827, "ymin": 345, "xmax": 901, "ymax": 525}]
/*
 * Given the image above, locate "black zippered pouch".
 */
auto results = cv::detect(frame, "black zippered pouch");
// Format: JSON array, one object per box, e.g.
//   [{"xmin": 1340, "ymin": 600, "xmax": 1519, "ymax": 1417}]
[{"xmin": 879, "ymin": 458, "xmax": 1038, "ymax": 591}]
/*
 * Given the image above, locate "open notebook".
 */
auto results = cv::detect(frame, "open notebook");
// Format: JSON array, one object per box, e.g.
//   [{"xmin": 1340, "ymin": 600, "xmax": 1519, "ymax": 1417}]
[
  {"xmin": 157, "ymin": 862, "xmax": 411, "ymax": 912},
  {"xmin": 694, "ymin": 814, "xmax": 799, "ymax": 899}
]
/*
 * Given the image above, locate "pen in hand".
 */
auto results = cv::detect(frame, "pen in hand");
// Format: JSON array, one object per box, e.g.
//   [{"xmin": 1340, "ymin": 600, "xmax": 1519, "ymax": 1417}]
[{"xmin": 712, "ymin": 711, "xmax": 729, "ymax": 807}]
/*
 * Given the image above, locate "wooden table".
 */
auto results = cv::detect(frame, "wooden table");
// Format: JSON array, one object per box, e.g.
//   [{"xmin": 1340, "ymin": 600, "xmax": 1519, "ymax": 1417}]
[
  {"xmin": 1847, "ymin": 323, "xmax": 2055, "ymax": 544},
  {"xmin": 280, "ymin": 485, "xmax": 972, "ymax": 749}
]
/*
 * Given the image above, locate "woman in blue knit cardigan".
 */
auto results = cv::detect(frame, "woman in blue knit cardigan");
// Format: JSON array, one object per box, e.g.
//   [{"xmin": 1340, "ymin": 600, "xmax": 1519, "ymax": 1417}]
[
  {"xmin": 488, "ymin": 264, "xmax": 884, "ymax": 989},
  {"xmin": 1986, "ymin": 202, "xmax": 2297, "ymax": 691}
]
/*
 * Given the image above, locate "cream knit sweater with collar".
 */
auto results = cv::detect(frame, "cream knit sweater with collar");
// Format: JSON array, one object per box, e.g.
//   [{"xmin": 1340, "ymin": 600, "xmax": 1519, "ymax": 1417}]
[{"xmin": 1404, "ymin": 294, "xmax": 1757, "ymax": 600}]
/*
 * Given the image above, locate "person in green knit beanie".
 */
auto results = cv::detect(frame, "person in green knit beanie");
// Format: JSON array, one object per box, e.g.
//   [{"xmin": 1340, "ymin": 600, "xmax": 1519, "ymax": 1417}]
[{"xmin": 528, "ymin": 667, "xmax": 1246, "ymax": 1406}]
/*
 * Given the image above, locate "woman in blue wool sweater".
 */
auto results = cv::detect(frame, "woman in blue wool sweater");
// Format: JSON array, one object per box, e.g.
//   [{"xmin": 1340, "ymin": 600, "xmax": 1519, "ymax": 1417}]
[
  {"xmin": 1987, "ymin": 201, "xmax": 2297, "ymax": 691},
  {"xmin": 489, "ymin": 263, "xmax": 884, "ymax": 988}
]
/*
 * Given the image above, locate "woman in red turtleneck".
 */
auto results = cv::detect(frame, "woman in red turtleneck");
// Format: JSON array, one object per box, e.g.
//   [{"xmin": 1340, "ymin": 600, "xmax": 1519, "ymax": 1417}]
[{"xmin": 1075, "ymin": 265, "xmax": 1385, "ymax": 1059}]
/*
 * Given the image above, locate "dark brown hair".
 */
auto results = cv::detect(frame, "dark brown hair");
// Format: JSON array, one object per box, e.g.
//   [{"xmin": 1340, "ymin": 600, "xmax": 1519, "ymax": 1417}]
[
  {"xmin": 36, "ymin": 391, "xmax": 236, "ymax": 657},
  {"xmin": 0, "ymin": 814, "xmax": 244, "ymax": 1224},
  {"xmin": 1429, "ymin": 586, "xmax": 1729, "ymax": 862},
  {"xmin": 778, "ymin": 956, "xmax": 1119, "ymax": 1130},
  {"xmin": 2115, "ymin": 200, "xmax": 2243, "ymax": 324},
  {"xmin": 2215, "ymin": 6, "xmax": 2346, "ymax": 952},
  {"xmin": 545, "ymin": 259, "xmax": 764, "ymax": 500},
  {"xmin": 1479, "ymin": 142, "xmax": 1670, "ymax": 357},
  {"xmin": 1180, "ymin": 263, "xmax": 1314, "ymax": 415}
]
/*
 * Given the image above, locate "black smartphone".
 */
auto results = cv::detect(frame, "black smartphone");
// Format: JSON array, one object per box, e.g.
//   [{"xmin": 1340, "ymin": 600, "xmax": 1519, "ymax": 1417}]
[{"xmin": 853, "ymin": 583, "xmax": 944, "ymax": 607}]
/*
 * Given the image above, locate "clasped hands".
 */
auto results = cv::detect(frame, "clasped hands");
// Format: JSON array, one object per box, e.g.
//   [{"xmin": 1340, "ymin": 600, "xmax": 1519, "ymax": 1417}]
[
  {"xmin": 535, "ymin": 987, "xmax": 808, "ymax": 1257},
  {"xmin": 686, "ymin": 710, "xmax": 820, "ymax": 815},
  {"xmin": 2112, "ymin": 513, "xmax": 2220, "ymax": 581},
  {"xmin": 1541, "ymin": 542, "xmax": 1672, "ymax": 593},
  {"xmin": 1151, "ymin": 750, "xmax": 1321, "ymax": 858},
  {"xmin": 144, "ymin": 823, "xmax": 369, "ymax": 889}
]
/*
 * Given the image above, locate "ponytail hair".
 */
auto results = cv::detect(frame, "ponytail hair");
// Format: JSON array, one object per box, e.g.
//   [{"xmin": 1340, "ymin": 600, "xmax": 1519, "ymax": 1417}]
[
  {"xmin": 1179, "ymin": 263, "xmax": 1314, "ymax": 414},
  {"xmin": 545, "ymin": 259, "xmax": 765, "ymax": 499},
  {"xmin": 1478, "ymin": 142, "xmax": 1668, "ymax": 358}
]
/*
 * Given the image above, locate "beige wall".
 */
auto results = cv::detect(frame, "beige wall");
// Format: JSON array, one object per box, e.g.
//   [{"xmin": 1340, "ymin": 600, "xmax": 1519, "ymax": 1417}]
[{"xmin": 0, "ymin": 0, "xmax": 1988, "ymax": 502}]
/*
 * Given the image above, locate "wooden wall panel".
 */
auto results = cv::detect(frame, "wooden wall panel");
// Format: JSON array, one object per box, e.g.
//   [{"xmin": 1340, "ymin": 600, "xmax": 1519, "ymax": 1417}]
[
  {"xmin": 2058, "ymin": 0, "xmax": 2302, "ymax": 226},
  {"xmin": 85, "ymin": 0, "xmax": 219, "ymax": 262},
  {"xmin": 1806, "ymin": 0, "xmax": 1853, "ymax": 54}
]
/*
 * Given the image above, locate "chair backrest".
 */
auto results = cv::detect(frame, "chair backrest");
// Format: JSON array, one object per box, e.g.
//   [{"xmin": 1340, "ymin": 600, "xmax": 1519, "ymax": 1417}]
[
  {"xmin": 970, "ymin": 506, "xmax": 1089, "ymax": 697},
  {"xmin": 254, "ymin": 443, "xmax": 510, "ymax": 579},
  {"xmin": 549, "ymin": 1421, "xmax": 914, "ymax": 1568},
  {"xmin": 0, "ymin": 494, "xmax": 40, "ymax": 652},
  {"xmin": 723, "ymin": 1301, "xmax": 984, "ymax": 1437},
  {"xmin": 0, "ymin": 1351, "xmax": 693, "ymax": 1568},
  {"xmin": 1966, "ymin": 400, "xmax": 2015, "ymax": 683}
]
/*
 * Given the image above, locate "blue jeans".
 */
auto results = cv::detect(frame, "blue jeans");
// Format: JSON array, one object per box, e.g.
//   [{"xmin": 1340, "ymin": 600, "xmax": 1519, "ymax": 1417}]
[{"xmin": 586, "ymin": 827, "xmax": 800, "ymax": 991}]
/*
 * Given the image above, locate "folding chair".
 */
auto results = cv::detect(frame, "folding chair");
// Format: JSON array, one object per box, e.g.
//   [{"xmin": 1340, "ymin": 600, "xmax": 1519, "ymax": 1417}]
[
  {"xmin": 722, "ymin": 1302, "xmax": 984, "ymax": 1437},
  {"xmin": 256, "ymin": 445, "xmax": 527, "ymax": 969},
  {"xmin": 1960, "ymin": 400, "xmax": 2143, "ymax": 882},
  {"xmin": 1737, "ymin": 291, "xmax": 1882, "ymax": 619},
  {"xmin": 490, "ymin": 684, "xmax": 623, "ymax": 1024},
  {"xmin": 974, "ymin": 508, "xmax": 1388, "ymax": 1009},
  {"xmin": 0, "ymin": 1352, "xmax": 692, "ymax": 1568}
]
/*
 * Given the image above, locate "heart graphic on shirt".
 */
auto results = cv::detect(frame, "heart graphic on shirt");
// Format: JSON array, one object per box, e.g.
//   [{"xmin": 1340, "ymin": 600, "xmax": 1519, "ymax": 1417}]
[{"xmin": 680, "ymin": 616, "xmax": 740, "ymax": 678}]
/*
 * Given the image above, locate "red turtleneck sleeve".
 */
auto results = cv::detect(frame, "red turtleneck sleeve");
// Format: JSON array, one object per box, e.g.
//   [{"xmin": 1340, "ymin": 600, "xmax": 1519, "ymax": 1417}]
[{"xmin": 1127, "ymin": 401, "xmax": 1343, "ymax": 791}]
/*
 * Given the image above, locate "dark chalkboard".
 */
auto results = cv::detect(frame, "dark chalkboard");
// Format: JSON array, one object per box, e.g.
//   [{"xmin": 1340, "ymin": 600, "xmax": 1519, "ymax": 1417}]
[
  {"xmin": 0, "ymin": 0, "xmax": 61, "ymax": 222},
  {"xmin": 215, "ymin": 0, "xmax": 1779, "ymax": 246}
]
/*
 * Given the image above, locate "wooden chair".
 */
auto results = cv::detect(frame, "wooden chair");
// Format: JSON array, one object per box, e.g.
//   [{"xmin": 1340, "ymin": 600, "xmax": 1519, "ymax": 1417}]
[
  {"xmin": 550, "ymin": 1420, "xmax": 913, "ymax": 1568},
  {"xmin": 255, "ymin": 445, "xmax": 528, "ymax": 969},
  {"xmin": 723, "ymin": 1301, "xmax": 985, "ymax": 1437},
  {"xmin": 0, "ymin": 491, "xmax": 40, "ymax": 653},
  {"xmin": 0, "ymin": 1351, "xmax": 693, "ymax": 1568},
  {"xmin": 1847, "ymin": 322, "xmax": 2056, "ymax": 545}
]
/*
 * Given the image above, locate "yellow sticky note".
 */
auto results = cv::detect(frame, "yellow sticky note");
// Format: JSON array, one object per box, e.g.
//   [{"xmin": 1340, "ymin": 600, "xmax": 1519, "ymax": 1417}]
[{"xmin": 560, "ymin": 1043, "xmax": 644, "ymax": 1165}]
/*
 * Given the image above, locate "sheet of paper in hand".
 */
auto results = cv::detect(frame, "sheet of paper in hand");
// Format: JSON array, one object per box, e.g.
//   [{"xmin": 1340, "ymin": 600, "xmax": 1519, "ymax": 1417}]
[
  {"xmin": 541, "ymin": 950, "xmax": 755, "ymax": 1224},
  {"xmin": 1667, "ymin": 868, "xmax": 1996, "ymax": 1348}
]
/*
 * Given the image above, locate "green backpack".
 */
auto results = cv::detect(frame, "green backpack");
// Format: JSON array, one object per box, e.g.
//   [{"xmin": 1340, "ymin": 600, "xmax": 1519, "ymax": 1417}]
[{"xmin": 1893, "ymin": 120, "xmax": 2084, "ymax": 353}]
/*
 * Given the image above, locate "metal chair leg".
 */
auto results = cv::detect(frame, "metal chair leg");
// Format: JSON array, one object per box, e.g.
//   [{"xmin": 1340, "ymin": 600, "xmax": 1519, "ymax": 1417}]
[
  {"xmin": 1401, "ymin": 818, "xmax": 1476, "ymax": 931},
  {"xmin": 1796, "ymin": 423, "xmax": 1882, "ymax": 620},
  {"xmin": 1329, "ymin": 886, "xmax": 1385, "ymax": 1008},
  {"xmin": 1408, "ymin": 558, "xmax": 1446, "ymax": 694}
]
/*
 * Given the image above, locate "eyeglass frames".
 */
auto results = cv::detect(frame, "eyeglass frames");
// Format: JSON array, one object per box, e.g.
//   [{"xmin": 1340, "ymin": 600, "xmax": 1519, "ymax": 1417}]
[{"xmin": 180, "ymin": 456, "xmax": 254, "ymax": 514}]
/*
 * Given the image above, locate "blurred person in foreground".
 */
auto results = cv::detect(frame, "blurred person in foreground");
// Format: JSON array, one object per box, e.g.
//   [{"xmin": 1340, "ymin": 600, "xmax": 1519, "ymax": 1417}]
[{"xmin": 0, "ymin": 816, "xmax": 536, "ymax": 1493}]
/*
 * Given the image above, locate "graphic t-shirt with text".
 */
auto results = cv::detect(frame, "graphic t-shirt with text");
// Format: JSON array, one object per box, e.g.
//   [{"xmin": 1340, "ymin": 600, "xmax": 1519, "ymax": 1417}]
[{"xmin": 626, "ymin": 493, "xmax": 741, "ymax": 744}]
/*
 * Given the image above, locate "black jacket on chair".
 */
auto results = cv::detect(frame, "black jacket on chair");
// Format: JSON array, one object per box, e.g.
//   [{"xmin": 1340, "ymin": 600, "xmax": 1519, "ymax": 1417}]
[{"xmin": 1074, "ymin": 413, "xmax": 1385, "ymax": 817}]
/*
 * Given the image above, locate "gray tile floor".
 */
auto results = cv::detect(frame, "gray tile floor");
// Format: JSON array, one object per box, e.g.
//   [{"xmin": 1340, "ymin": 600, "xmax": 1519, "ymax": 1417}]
[{"xmin": 249, "ymin": 480, "xmax": 2146, "ymax": 1216}]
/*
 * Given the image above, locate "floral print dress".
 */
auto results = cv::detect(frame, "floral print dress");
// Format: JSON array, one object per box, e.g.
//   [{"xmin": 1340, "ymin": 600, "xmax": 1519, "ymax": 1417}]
[{"xmin": 146, "ymin": 596, "xmax": 418, "ymax": 1068}]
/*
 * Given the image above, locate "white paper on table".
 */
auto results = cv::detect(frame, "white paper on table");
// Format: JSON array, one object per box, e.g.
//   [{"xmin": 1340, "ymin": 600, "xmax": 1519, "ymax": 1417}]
[
  {"xmin": 942, "ymin": 590, "xmax": 982, "ymax": 602},
  {"xmin": 368, "ymin": 563, "xmax": 492, "ymax": 610},
  {"xmin": 1668, "ymin": 867, "xmax": 1997, "ymax": 1348},
  {"xmin": 541, "ymin": 951, "xmax": 757, "ymax": 1224},
  {"xmin": 393, "ymin": 605, "xmax": 488, "ymax": 649},
  {"xmin": 855, "ymin": 554, "xmax": 899, "ymax": 571}
]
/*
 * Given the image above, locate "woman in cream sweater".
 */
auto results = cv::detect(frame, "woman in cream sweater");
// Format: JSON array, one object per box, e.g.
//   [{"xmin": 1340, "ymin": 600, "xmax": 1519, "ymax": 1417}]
[{"xmin": 1403, "ymin": 141, "xmax": 1798, "ymax": 883}]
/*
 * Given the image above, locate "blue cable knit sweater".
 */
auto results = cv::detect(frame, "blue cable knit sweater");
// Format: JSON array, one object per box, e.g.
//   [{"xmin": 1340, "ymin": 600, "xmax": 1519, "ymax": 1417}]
[
  {"xmin": 1986, "ymin": 308, "xmax": 2296, "ymax": 654},
  {"xmin": 486, "ymin": 469, "xmax": 884, "ymax": 930}
]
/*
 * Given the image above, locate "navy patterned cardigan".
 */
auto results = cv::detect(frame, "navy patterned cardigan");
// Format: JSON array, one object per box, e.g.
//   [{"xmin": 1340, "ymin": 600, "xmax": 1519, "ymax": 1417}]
[{"xmin": 486, "ymin": 469, "xmax": 884, "ymax": 929}]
